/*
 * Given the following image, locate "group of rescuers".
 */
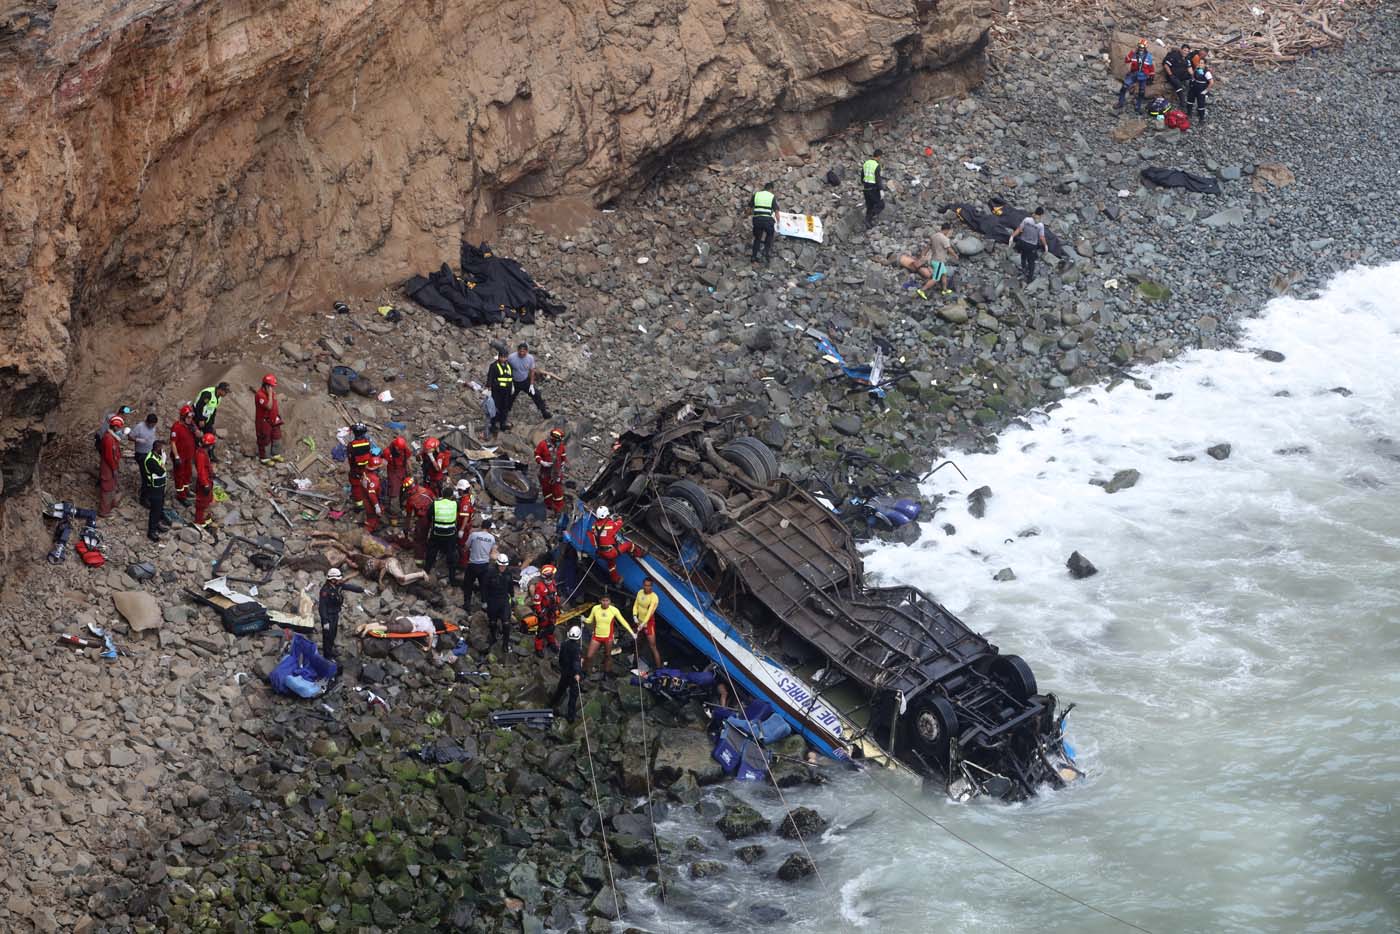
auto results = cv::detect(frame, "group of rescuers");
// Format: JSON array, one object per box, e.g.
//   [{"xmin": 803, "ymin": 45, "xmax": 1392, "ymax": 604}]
[{"xmin": 98, "ymin": 350, "xmax": 664, "ymax": 723}]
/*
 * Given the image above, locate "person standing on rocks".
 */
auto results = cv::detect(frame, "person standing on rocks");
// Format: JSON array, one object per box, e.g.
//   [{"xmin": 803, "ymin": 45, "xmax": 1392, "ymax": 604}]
[
  {"xmin": 96, "ymin": 414, "xmax": 124, "ymax": 517},
  {"xmin": 420, "ymin": 436, "xmax": 450, "ymax": 494},
  {"xmin": 424, "ymin": 491, "xmax": 460, "ymax": 584},
  {"xmin": 929, "ymin": 222, "xmax": 960, "ymax": 295},
  {"xmin": 385, "ymin": 437, "xmax": 410, "ymax": 518},
  {"xmin": 1116, "ymin": 38, "xmax": 1155, "ymax": 115},
  {"xmin": 253, "ymin": 373, "xmax": 284, "ymax": 464},
  {"xmin": 550, "ymin": 625, "xmax": 584, "ymax": 722},
  {"xmin": 403, "ymin": 479, "xmax": 436, "ymax": 564},
  {"xmin": 749, "ymin": 180, "xmax": 777, "ymax": 265},
  {"xmin": 632, "ymin": 577, "xmax": 663, "ymax": 670},
  {"xmin": 861, "ymin": 150, "xmax": 884, "ymax": 228},
  {"xmin": 581, "ymin": 593, "xmax": 633, "ymax": 678},
  {"xmin": 1163, "ymin": 43, "xmax": 1192, "ymax": 107},
  {"xmin": 170, "ymin": 404, "xmax": 197, "ymax": 505},
  {"xmin": 531, "ymin": 564, "xmax": 561, "ymax": 657},
  {"xmin": 1009, "ymin": 207, "xmax": 1049, "ymax": 284},
  {"xmin": 1187, "ymin": 57, "xmax": 1214, "ymax": 125},
  {"xmin": 461, "ymin": 518, "xmax": 496, "ymax": 615},
  {"xmin": 129, "ymin": 413, "xmax": 159, "ymax": 504},
  {"xmin": 508, "ymin": 342, "xmax": 552, "ymax": 420},
  {"xmin": 362, "ymin": 456, "xmax": 386, "ymax": 534},
  {"xmin": 453, "ymin": 478, "xmax": 476, "ymax": 576},
  {"xmin": 194, "ymin": 432, "xmax": 217, "ymax": 528},
  {"xmin": 481, "ymin": 552, "xmax": 516, "ymax": 654},
  {"xmin": 487, "ymin": 349, "xmax": 515, "ymax": 434},
  {"xmin": 192, "ymin": 381, "xmax": 230, "ymax": 437},
  {"xmin": 139, "ymin": 440, "xmax": 171, "ymax": 543},
  {"xmin": 535, "ymin": 428, "xmax": 568, "ymax": 515},
  {"xmin": 347, "ymin": 424, "xmax": 372, "ymax": 509},
  {"xmin": 317, "ymin": 568, "xmax": 364, "ymax": 662}
]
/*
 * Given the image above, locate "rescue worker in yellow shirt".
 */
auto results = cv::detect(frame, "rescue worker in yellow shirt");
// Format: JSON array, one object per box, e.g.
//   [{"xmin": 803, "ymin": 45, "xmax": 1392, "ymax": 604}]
[
  {"xmin": 632, "ymin": 577, "xmax": 663, "ymax": 670},
  {"xmin": 581, "ymin": 594, "xmax": 634, "ymax": 677}
]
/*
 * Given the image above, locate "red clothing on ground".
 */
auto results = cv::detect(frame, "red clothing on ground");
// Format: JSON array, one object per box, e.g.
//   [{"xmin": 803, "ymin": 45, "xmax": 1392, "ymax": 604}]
[{"xmin": 193, "ymin": 447, "xmax": 214, "ymax": 524}]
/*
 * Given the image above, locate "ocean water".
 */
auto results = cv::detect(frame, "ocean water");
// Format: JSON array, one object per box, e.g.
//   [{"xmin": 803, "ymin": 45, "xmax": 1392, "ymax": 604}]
[{"xmin": 620, "ymin": 263, "xmax": 1400, "ymax": 933}]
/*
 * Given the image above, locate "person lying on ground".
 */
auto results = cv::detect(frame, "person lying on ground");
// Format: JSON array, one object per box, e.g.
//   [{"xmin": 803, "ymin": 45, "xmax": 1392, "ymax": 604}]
[{"xmin": 895, "ymin": 251, "xmax": 935, "ymax": 295}]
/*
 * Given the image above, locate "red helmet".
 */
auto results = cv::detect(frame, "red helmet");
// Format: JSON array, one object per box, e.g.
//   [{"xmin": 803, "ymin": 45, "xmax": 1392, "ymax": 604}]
[
  {"xmin": 179, "ymin": 404, "xmax": 193, "ymax": 418},
  {"xmin": 202, "ymin": 432, "xmax": 217, "ymax": 446},
  {"xmin": 263, "ymin": 373, "xmax": 277, "ymax": 386},
  {"xmin": 391, "ymin": 436, "xmax": 408, "ymax": 452},
  {"xmin": 423, "ymin": 437, "xmax": 440, "ymax": 451},
  {"xmin": 367, "ymin": 456, "xmax": 384, "ymax": 469},
  {"xmin": 108, "ymin": 415, "xmax": 124, "ymax": 429},
  {"xmin": 541, "ymin": 564, "xmax": 556, "ymax": 577},
  {"xmin": 549, "ymin": 428, "xmax": 564, "ymax": 440}
]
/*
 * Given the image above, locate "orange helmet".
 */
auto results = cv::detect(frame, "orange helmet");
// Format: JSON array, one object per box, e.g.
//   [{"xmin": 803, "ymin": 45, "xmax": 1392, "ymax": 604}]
[
  {"xmin": 391, "ymin": 436, "xmax": 408, "ymax": 452},
  {"xmin": 108, "ymin": 415, "xmax": 124, "ymax": 429},
  {"xmin": 202, "ymin": 432, "xmax": 217, "ymax": 446},
  {"xmin": 424, "ymin": 437, "xmax": 440, "ymax": 451},
  {"xmin": 179, "ymin": 404, "xmax": 193, "ymax": 417},
  {"xmin": 541, "ymin": 564, "xmax": 556, "ymax": 577},
  {"xmin": 263, "ymin": 373, "xmax": 277, "ymax": 386},
  {"xmin": 549, "ymin": 428, "xmax": 564, "ymax": 440}
]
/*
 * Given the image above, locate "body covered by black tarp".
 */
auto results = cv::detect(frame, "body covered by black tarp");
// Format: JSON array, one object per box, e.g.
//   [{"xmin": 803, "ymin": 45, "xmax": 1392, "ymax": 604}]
[
  {"xmin": 1140, "ymin": 168, "xmax": 1222, "ymax": 194},
  {"xmin": 941, "ymin": 202, "xmax": 1069, "ymax": 259},
  {"xmin": 403, "ymin": 243, "xmax": 565, "ymax": 328}
]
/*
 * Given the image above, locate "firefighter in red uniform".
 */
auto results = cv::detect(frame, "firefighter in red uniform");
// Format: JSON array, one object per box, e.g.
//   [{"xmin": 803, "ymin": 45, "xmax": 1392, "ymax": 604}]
[
  {"xmin": 453, "ymin": 478, "xmax": 476, "ymax": 574},
  {"xmin": 194, "ymin": 433, "xmax": 217, "ymax": 527},
  {"xmin": 385, "ymin": 437, "xmax": 410, "ymax": 517},
  {"xmin": 420, "ymin": 437, "xmax": 450, "ymax": 494},
  {"xmin": 254, "ymin": 373, "xmax": 284, "ymax": 464},
  {"xmin": 535, "ymin": 428, "xmax": 568, "ymax": 514},
  {"xmin": 347, "ymin": 424, "xmax": 372, "ymax": 508},
  {"xmin": 589, "ymin": 506, "xmax": 640, "ymax": 584},
  {"xmin": 403, "ymin": 480, "xmax": 436, "ymax": 563},
  {"xmin": 97, "ymin": 415, "xmax": 124, "ymax": 517},
  {"xmin": 170, "ymin": 405, "xmax": 197, "ymax": 504},
  {"xmin": 362, "ymin": 456, "xmax": 385, "ymax": 533},
  {"xmin": 531, "ymin": 564, "xmax": 561, "ymax": 657}
]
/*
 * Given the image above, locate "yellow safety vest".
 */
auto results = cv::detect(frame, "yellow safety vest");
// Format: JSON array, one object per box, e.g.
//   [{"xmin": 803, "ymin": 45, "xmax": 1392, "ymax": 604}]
[
  {"xmin": 195, "ymin": 386, "xmax": 220, "ymax": 421},
  {"xmin": 862, "ymin": 159, "xmax": 879, "ymax": 185},
  {"xmin": 431, "ymin": 498, "xmax": 457, "ymax": 534},
  {"xmin": 492, "ymin": 360, "xmax": 513, "ymax": 389},
  {"xmin": 752, "ymin": 190, "xmax": 774, "ymax": 218}
]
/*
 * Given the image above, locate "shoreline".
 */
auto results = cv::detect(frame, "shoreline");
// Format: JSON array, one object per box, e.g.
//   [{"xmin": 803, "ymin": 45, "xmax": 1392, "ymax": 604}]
[{"xmin": 1, "ymin": 7, "xmax": 1398, "ymax": 932}]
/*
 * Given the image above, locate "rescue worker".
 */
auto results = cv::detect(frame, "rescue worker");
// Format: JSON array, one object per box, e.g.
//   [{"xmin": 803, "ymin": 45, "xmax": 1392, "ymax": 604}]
[
  {"xmin": 549, "ymin": 625, "xmax": 584, "ymax": 722},
  {"xmin": 453, "ymin": 479, "xmax": 476, "ymax": 577},
  {"xmin": 170, "ymin": 404, "xmax": 197, "ymax": 504},
  {"xmin": 508, "ymin": 342, "xmax": 552, "ymax": 420},
  {"xmin": 1163, "ymin": 43, "xmax": 1192, "ymax": 107},
  {"xmin": 1116, "ymin": 38, "xmax": 1155, "ymax": 114},
  {"xmin": 140, "ymin": 440, "xmax": 170, "ymax": 542},
  {"xmin": 632, "ymin": 577, "xmax": 663, "ymax": 670},
  {"xmin": 861, "ymin": 150, "xmax": 884, "ymax": 228},
  {"xmin": 461, "ymin": 518, "xmax": 496, "ymax": 614},
  {"xmin": 192, "ymin": 381, "xmax": 230, "ymax": 439},
  {"xmin": 403, "ymin": 480, "xmax": 436, "ymax": 563},
  {"xmin": 317, "ymin": 568, "xmax": 364, "ymax": 661},
  {"xmin": 1187, "ymin": 59, "xmax": 1213, "ymax": 125},
  {"xmin": 531, "ymin": 564, "xmax": 561, "ymax": 657},
  {"xmin": 588, "ymin": 505, "xmax": 640, "ymax": 584},
  {"xmin": 347, "ymin": 424, "xmax": 372, "ymax": 509},
  {"xmin": 1009, "ymin": 207, "xmax": 1049, "ymax": 284},
  {"xmin": 424, "ymin": 491, "xmax": 459, "ymax": 584},
  {"xmin": 420, "ymin": 436, "xmax": 450, "ymax": 493},
  {"xmin": 582, "ymin": 594, "xmax": 633, "ymax": 677},
  {"xmin": 194, "ymin": 432, "xmax": 217, "ymax": 527},
  {"xmin": 481, "ymin": 553, "xmax": 515, "ymax": 654},
  {"xmin": 749, "ymin": 180, "xmax": 777, "ymax": 265},
  {"xmin": 384, "ymin": 437, "xmax": 410, "ymax": 517},
  {"xmin": 535, "ymin": 428, "xmax": 568, "ymax": 515},
  {"xmin": 253, "ymin": 373, "xmax": 284, "ymax": 464},
  {"xmin": 487, "ymin": 348, "xmax": 514, "ymax": 434},
  {"xmin": 362, "ymin": 456, "xmax": 385, "ymax": 533},
  {"xmin": 129, "ymin": 413, "xmax": 159, "ymax": 503},
  {"xmin": 97, "ymin": 415, "xmax": 124, "ymax": 518}
]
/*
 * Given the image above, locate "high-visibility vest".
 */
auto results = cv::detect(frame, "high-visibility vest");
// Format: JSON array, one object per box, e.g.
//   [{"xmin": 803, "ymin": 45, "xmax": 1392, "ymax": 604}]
[
  {"xmin": 862, "ymin": 158, "xmax": 879, "ymax": 185},
  {"xmin": 194, "ymin": 386, "xmax": 220, "ymax": 421},
  {"xmin": 431, "ymin": 498, "xmax": 458, "ymax": 535},
  {"xmin": 142, "ymin": 452, "xmax": 167, "ymax": 489},
  {"xmin": 752, "ymin": 190, "xmax": 774, "ymax": 218},
  {"xmin": 492, "ymin": 360, "xmax": 513, "ymax": 389}
]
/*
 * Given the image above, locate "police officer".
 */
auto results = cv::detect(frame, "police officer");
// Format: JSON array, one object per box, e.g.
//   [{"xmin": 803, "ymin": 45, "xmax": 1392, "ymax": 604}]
[
  {"xmin": 461, "ymin": 518, "xmax": 497, "ymax": 615},
  {"xmin": 486, "ymin": 348, "xmax": 514, "ymax": 434},
  {"xmin": 140, "ymin": 440, "xmax": 172, "ymax": 543},
  {"xmin": 549, "ymin": 625, "xmax": 585, "ymax": 722},
  {"xmin": 424, "ymin": 492, "xmax": 460, "ymax": 584},
  {"xmin": 481, "ymin": 552, "xmax": 516, "ymax": 653},
  {"xmin": 1163, "ymin": 43, "xmax": 1192, "ymax": 107},
  {"xmin": 749, "ymin": 181, "xmax": 777, "ymax": 264},
  {"xmin": 1187, "ymin": 58, "xmax": 1213, "ymax": 125},
  {"xmin": 862, "ymin": 150, "xmax": 884, "ymax": 228},
  {"xmin": 317, "ymin": 568, "xmax": 365, "ymax": 661},
  {"xmin": 192, "ymin": 381, "xmax": 231, "ymax": 443}
]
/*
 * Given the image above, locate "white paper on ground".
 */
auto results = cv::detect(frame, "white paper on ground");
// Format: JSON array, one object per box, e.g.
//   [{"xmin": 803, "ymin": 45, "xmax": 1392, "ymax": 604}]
[{"xmin": 775, "ymin": 211, "xmax": 824, "ymax": 243}]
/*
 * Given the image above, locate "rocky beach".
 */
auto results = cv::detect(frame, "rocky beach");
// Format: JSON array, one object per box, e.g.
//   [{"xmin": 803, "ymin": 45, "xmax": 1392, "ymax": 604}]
[{"xmin": 1, "ymin": 3, "xmax": 1398, "ymax": 933}]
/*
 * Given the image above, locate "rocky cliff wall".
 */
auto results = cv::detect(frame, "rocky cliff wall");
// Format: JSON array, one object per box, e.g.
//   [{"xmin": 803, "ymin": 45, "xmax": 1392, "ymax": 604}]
[{"xmin": 0, "ymin": 0, "xmax": 990, "ymax": 507}]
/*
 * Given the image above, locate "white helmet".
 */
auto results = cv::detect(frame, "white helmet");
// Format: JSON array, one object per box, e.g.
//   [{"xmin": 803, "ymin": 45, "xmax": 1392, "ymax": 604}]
[
  {"xmin": 455, "ymin": 479, "xmax": 470, "ymax": 494},
  {"xmin": 595, "ymin": 505, "xmax": 610, "ymax": 520},
  {"xmin": 567, "ymin": 625, "xmax": 583, "ymax": 641},
  {"xmin": 496, "ymin": 553, "xmax": 510, "ymax": 566},
  {"xmin": 326, "ymin": 568, "xmax": 342, "ymax": 581}
]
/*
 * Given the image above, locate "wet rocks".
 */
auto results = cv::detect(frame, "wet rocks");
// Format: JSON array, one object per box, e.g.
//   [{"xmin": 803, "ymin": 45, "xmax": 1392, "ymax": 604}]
[
  {"xmin": 716, "ymin": 802, "xmax": 771, "ymax": 840},
  {"xmin": 1206, "ymin": 443, "xmax": 1232, "ymax": 460},
  {"xmin": 777, "ymin": 807, "xmax": 828, "ymax": 840},
  {"xmin": 1258, "ymin": 350, "xmax": 1286, "ymax": 363},
  {"xmin": 735, "ymin": 844, "xmax": 767, "ymax": 864},
  {"xmin": 689, "ymin": 859, "xmax": 727, "ymax": 879},
  {"xmin": 993, "ymin": 567, "xmax": 1016, "ymax": 582},
  {"xmin": 776, "ymin": 853, "xmax": 817, "ymax": 882},
  {"xmin": 967, "ymin": 485, "xmax": 993, "ymax": 519},
  {"xmin": 1066, "ymin": 551, "xmax": 1099, "ymax": 579},
  {"xmin": 1091, "ymin": 468, "xmax": 1141, "ymax": 493}
]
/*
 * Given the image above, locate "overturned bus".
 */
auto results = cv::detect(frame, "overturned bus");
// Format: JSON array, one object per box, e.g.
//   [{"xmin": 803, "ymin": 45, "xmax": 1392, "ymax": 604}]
[{"xmin": 561, "ymin": 400, "xmax": 1080, "ymax": 802}]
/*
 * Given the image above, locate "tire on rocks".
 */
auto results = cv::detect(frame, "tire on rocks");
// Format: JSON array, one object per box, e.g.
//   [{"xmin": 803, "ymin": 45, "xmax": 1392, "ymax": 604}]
[
  {"xmin": 648, "ymin": 496, "xmax": 701, "ymax": 540},
  {"xmin": 720, "ymin": 437, "xmax": 778, "ymax": 486},
  {"xmin": 664, "ymin": 479, "xmax": 716, "ymax": 531},
  {"xmin": 485, "ymin": 465, "xmax": 539, "ymax": 505}
]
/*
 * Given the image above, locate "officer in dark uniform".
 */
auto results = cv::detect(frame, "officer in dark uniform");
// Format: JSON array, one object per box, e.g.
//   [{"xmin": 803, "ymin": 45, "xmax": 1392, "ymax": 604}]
[
  {"xmin": 487, "ymin": 348, "xmax": 514, "ymax": 434},
  {"xmin": 861, "ymin": 150, "xmax": 884, "ymax": 228},
  {"xmin": 749, "ymin": 181, "xmax": 777, "ymax": 264},
  {"xmin": 317, "ymin": 568, "xmax": 364, "ymax": 661},
  {"xmin": 1163, "ymin": 43, "xmax": 1192, "ymax": 107},
  {"xmin": 424, "ymin": 494, "xmax": 460, "ymax": 584},
  {"xmin": 549, "ymin": 625, "xmax": 585, "ymax": 722},
  {"xmin": 139, "ymin": 440, "xmax": 172, "ymax": 542}
]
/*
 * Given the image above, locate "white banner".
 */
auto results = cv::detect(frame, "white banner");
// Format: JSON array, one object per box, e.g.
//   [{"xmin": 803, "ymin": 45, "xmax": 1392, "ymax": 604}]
[{"xmin": 775, "ymin": 210, "xmax": 824, "ymax": 243}]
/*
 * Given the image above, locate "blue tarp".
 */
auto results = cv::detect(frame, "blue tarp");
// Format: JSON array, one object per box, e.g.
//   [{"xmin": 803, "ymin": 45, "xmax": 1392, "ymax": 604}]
[{"xmin": 269, "ymin": 634, "xmax": 338, "ymax": 698}]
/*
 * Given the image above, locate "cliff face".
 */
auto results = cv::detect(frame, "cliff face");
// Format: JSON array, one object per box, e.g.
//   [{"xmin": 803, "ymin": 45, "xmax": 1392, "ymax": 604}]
[{"xmin": 0, "ymin": 0, "xmax": 990, "ymax": 502}]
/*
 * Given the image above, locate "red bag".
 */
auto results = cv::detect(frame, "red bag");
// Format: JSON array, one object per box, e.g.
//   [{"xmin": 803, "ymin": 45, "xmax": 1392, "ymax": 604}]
[{"xmin": 1166, "ymin": 110, "xmax": 1191, "ymax": 131}]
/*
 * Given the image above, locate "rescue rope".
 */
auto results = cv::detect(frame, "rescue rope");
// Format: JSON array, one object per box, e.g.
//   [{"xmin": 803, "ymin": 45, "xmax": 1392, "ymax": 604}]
[
  {"xmin": 578, "ymin": 707, "xmax": 624, "ymax": 923},
  {"xmin": 633, "ymin": 661, "xmax": 668, "ymax": 902},
  {"xmin": 863, "ymin": 771, "xmax": 1155, "ymax": 934}
]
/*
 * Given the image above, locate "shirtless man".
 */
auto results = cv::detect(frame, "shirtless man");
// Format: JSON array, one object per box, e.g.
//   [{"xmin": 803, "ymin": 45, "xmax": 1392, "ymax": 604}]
[{"xmin": 897, "ymin": 222, "xmax": 960, "ymax": 298}]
